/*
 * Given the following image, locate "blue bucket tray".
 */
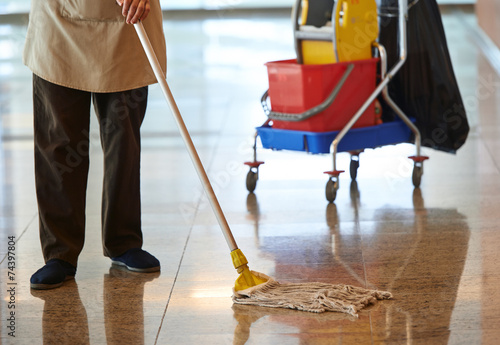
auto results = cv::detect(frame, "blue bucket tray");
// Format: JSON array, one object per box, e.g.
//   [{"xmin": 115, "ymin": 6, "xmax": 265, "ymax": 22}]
[{"xmin": 257, "ymin": 120, "xmax": 414, "ymax": 154}]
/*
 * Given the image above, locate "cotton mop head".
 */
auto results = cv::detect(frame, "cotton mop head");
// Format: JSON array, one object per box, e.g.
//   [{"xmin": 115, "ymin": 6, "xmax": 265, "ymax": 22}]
[{"xmin": 232, "ymin": 272, "xmax": 392, "ymax": 317}]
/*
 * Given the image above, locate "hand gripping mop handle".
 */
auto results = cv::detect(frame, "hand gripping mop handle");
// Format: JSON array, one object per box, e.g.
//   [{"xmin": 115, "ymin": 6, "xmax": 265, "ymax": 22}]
[{"xmin": 134, "ymin": 22, "xmax": 263, "ymax": 289}]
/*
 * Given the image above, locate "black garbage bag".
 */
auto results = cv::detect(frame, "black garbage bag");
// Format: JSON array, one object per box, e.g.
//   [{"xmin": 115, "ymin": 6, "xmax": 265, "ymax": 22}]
[{"xmin": 378, "ymin": 0, "xmax": 469, "ymax": 153}]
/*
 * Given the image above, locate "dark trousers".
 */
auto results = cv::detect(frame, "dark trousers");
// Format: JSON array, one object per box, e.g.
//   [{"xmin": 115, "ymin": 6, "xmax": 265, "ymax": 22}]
[{"xmin": 33, "ymin": 74, "xmax": 148, "ymax": 267}]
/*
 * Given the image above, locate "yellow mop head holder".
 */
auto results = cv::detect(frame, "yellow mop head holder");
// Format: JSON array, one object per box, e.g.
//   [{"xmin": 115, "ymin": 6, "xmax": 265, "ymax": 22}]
[{"xmin": 231, "ymin": 249, "xmax": 268, "ymax": 291}]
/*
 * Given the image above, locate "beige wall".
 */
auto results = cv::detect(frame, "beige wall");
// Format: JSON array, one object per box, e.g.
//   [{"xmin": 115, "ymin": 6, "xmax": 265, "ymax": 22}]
[{"xmin": 476, "ymin": 0, "xmax": 500, "ymax": 48}]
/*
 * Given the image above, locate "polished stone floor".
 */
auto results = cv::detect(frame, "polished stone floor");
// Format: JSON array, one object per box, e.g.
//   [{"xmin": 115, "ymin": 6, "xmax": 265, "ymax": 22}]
[{"xmin": 1, "ymin": 5, "xmax": 500, "ymax": 345}]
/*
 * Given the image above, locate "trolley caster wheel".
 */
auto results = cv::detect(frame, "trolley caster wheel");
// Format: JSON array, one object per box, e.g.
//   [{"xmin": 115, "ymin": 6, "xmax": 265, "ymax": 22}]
[
  {"xmin": 325, "ymin": 177, "xmax": 339, "ymax": 203},
  {"xmin": 409, "ymin": 156, "xmax": 428, "ymax": 188},
  {"xmin": 412, "ymin": 164, "xmax": 423, "ymax": 188},
  {"xmin": 350, "ymin": 157, "xmax": 359, "ymax": 180},
  {"xmin": 246, "ymin": 169, "xmax": 258, "ymax": 193},
  {"xmin": 244, "ymin": 161, "xmax": 264, "ymax": 193},
  {"xmin": 348, "ymin": 151, "xmax": 362, "ymax": 181}
]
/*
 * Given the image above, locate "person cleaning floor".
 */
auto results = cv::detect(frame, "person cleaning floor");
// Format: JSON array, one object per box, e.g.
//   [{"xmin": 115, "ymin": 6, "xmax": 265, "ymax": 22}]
[{"xmin": 23, "ymin": 0, "xmax": 166, "ymax": 290}]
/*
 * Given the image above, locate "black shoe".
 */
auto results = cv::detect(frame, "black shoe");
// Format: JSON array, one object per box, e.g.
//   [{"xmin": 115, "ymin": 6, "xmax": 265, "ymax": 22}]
[
  {"xmin": 111, "ymin": 248, "xmax": 160, "ymax": 273},
  {"xmin": 30, "ymin": 259, "xmax": 77, "ymax": 290}
]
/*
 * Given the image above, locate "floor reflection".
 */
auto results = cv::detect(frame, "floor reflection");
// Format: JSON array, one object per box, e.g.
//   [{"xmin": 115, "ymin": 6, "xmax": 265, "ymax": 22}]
[
  {"xmin": 244, "ymin": 183, "xmax": 470, "ymax": 343},
  {"xmin": 366, "ymin": 189, "xmax": 470, "ymax": 342},
  {"xmin": 246, "ymin": 190, "xmax": 366, "ymax": 286},
  {"xmin": 103, "ymin": 266, "xmax": 160, "ymax": 345},
  {"xmin": 232, "ymin": 303, "xmax": 359, "ymax": 345},
  {"xmin": 31, "ymin": 281, "xmax": 90, "ymax": 345},
  {"xmin": 30, "ymin": 268, "xmax": 161, "ymax": 345}
]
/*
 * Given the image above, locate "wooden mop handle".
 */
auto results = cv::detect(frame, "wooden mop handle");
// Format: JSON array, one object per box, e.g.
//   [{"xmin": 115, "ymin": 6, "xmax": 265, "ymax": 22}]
[{"xmin": 133, "ymin": 22, "xmax": 239, "ymax": 252}]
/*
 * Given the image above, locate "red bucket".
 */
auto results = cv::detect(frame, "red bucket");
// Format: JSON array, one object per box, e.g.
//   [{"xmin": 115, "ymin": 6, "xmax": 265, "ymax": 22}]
[{"xmin": 265, "ymin": 58, "xmax": 379, "ymax": 132}]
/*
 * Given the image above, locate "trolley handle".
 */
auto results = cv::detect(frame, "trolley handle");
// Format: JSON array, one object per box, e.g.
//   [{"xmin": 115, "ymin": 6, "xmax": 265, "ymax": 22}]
[{"xmin": 261, "ymin": 63, "xmax": 354, "ymax": 122}]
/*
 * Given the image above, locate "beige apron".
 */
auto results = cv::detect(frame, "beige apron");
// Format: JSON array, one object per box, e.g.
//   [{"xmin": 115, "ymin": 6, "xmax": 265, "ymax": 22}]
[{"xmin": 23, "ymin": 0, "xmax": 166, "ymax": 93}]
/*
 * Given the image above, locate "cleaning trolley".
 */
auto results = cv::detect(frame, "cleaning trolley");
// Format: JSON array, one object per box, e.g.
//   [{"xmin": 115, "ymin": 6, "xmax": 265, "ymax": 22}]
[{"xmin": 245, "ymin": 0, "xmax": 428, "ymax": 202}]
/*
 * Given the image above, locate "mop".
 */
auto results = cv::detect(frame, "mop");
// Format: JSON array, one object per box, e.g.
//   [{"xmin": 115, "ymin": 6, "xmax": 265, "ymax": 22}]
[{"xmin": 133, "ymin": 22, "xmax": 392, "ymax": 317}]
